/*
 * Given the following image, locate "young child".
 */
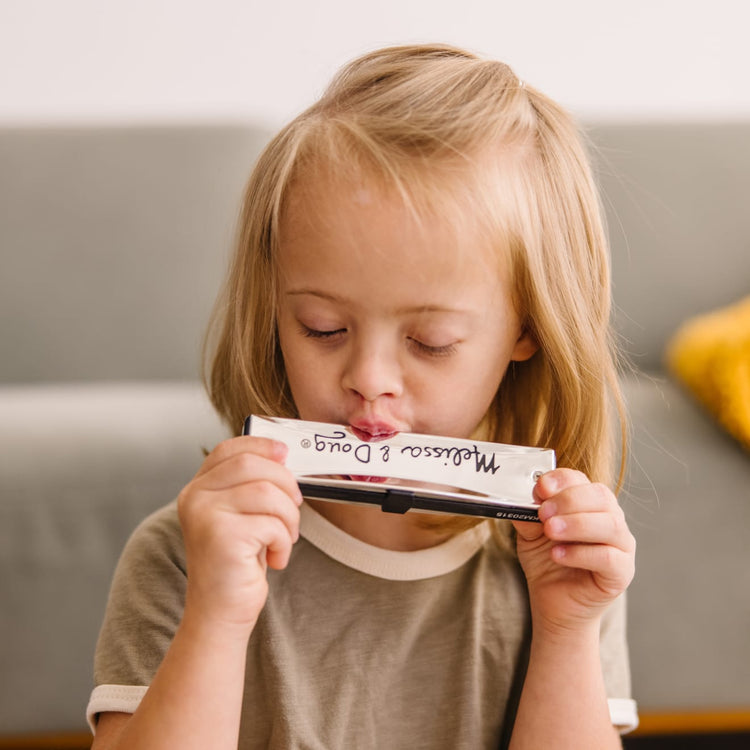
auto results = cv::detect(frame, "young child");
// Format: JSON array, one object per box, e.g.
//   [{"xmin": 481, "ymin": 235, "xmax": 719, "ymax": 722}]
[{"xmin": 88, "ymin": 44, "xmax": 637, "ymax": 749}]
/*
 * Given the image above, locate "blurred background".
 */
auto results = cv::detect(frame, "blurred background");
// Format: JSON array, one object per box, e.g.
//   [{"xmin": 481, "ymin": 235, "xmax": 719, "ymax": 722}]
[
  {"xmin": 3, "ymin": 0, "xmax": 750, "ymax": 127},
  {"xmin": 1, "ymin": 1, "xmax": 749, "ymax": 748}
]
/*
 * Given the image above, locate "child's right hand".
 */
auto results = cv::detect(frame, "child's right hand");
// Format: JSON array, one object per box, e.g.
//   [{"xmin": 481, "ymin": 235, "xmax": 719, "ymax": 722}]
[{"xmin": 176, "ymin": 436, "xmax": 303, "ymax": 636}]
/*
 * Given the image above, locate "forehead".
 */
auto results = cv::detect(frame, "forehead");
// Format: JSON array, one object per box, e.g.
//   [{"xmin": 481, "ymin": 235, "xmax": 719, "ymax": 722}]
[
  {"xmin": 275, "ymin": 169, "xmax": 518, "ymax": 321},
  {"xmin": 278, "ymin": 167, "xmax": 502, "ymax": 280}
]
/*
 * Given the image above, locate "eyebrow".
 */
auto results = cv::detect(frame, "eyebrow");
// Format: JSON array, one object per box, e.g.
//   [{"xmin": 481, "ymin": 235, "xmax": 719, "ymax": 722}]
[{"xmin": 285, "ymin": 288, "xmax": 473, "ymax": 316}]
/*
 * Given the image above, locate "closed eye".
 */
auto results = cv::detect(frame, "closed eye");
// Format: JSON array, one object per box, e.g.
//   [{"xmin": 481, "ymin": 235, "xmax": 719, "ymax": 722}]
[
  {"xmin": 408, "ymin": 338, "xmax": 458, "ymax": 358},
  {"xmin": 300, "ymin": 324, "xmax": 346, "ymax": 340}
]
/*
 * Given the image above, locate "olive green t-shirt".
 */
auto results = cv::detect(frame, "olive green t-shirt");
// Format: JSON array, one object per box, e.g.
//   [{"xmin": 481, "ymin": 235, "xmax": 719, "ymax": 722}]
[{"xmin": 88, "ymin": 502, "xmax": 637, "ymax": 748}]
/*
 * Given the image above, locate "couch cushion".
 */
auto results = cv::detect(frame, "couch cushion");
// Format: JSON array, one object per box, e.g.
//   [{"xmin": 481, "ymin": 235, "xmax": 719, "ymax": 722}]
[
  {"xmin": 621, "ymin": 373, "xmax": 750, "ymax": 709},
  {"xmin": 0, "ymin": 382, "xmax": 227, "ymax": 732}
]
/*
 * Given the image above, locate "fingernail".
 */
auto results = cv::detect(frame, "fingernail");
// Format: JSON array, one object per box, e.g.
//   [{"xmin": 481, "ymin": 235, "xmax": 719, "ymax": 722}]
[
  {"xmin": 542, "ymin": 474, "xmax": 558, "ymax": 495},
  {"xmin": 548, "ymin": 516, "xmax": 566, "ymax": 535},
  {"xmin": 273, "ymin": 440, "xmax": 289, "ymax": 460}
]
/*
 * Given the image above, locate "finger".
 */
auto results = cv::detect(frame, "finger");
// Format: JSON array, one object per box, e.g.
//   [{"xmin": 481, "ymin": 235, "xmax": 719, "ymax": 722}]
[
  {"xmin": 550, "ymin": 543, "xmax": 635, "ymax": 594},
  {"xmin": 266, "ymin": 544, "xmax": 293, "ymax": 571},
  {"xmin": 197, "ymin": 451, "xmax": 303, "ymax": 502},
  {"xmin": 543, "ymin": 509, "xmax": 634, "ymax": 552},
  {"xmin": 196, "ymin": 436, "xmax": 289, "ymax": 477},
  {"xmin": 235, "ymin": 513, "xmax": 297, "ymax": 570},
  {"xmin": 214, "ymin": 481, "xmax": 301, "ymax": 542},
  {"xmin": 537, "ymin": 481, "xmax": 617, "ymax": 522},
  {"xmin": 515, "ymin": 468, "xmax": 588, "ymax": 541},
  {"xmin": 534, "ymin": 468, "xmax": 590, "ymax": 502}
]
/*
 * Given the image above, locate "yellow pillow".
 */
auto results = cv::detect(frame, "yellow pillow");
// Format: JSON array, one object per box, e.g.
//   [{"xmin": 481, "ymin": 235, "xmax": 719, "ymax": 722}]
[{"xmin": 666, "ymin": 295, "xmax": 750, "ymax": 452}]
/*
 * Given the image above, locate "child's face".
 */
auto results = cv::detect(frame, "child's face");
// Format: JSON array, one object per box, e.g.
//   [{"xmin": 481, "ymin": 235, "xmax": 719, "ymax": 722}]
[{"xmin": 276, "ymin": 173, "xmax": 537, "ymax": 441}]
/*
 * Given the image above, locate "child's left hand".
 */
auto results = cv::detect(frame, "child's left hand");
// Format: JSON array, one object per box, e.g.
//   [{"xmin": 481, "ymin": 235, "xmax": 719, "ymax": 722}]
[{"xmin": 513, "ymin": 468, "xmax": 636, "ymax": 635}]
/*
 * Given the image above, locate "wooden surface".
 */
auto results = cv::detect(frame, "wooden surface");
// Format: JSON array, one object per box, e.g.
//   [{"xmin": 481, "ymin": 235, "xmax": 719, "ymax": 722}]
[
  {"xmin": 632, "ymin": 708, "xmax": 750, "ymax": 736},
  {"xmin": 0, "ymin": 732, "xmax": 91, "ymax": 749}
]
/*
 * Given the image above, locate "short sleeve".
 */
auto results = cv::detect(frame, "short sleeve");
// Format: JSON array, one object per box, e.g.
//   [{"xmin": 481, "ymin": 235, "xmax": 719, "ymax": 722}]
[
  {"xmin": 600, "ymin": 593, "xmax": 639, "ymax": 733},
  {"xmin": 87, "ymin": 502, "xmax": 186, "ymax": 729}
]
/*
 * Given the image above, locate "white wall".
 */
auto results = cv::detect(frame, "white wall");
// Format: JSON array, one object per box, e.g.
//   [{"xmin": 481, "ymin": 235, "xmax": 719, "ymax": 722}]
[{"xmin": 2, "ymin": 0, "xmax": 749, "ymax": 126}]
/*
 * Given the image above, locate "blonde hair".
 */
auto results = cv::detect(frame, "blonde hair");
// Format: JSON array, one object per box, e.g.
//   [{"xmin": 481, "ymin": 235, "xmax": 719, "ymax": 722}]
[{"xmin": 205, "ymin": 43, "xmax": 626, "ymax": 492}]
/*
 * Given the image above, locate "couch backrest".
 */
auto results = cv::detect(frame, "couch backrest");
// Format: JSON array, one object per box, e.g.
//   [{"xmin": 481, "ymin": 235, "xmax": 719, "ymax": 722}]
[
  {"xmin": 1, "ymin": 122, "xmax": 748, "ymax": 382},
  {"xmin": 0, "ymin": 126, "xmax": 270, "ymax": 382},
  {"xmin": 590, "ymin": 122, "xmax": 750, "ymax": 370}
]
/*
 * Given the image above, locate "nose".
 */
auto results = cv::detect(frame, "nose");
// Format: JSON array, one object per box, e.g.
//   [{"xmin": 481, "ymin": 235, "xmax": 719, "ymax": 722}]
[{"xmin": 341, "ymin": 339, "xmax": 403, "ymax": 402}]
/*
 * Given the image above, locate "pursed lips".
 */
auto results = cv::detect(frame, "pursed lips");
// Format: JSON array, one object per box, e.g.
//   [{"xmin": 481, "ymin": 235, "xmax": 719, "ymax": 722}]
[
  {"xmin": 346, "ymin": 420, "xmax": 399, "ymax": 483},
  {"xmin": 348, "ymin": 421, "xmax": 399, "ymax": 443}
]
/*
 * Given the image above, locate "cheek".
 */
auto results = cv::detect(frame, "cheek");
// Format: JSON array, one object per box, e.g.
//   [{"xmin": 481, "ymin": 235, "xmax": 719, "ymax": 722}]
[
  {"xmin": 461, "ymin": 365, "xmax": 505, "ymax": 412},
  {"xmin": 277, "ymin": 332, "xmax": 336, "ymax": 417},
  {"xmin": 280, "ymin": 355, "xmax": 317, "ymax": 420},
  {"xmin": 276, "ymin": 325, "xmax": 307, "ymax": 394},
  {"xmin": 415, "ymin": 358, "xmax": 502, "ymax": 427},
  {"xmin": 277, "ymin": 310, "xmax": 308, "ymax": 371},
  {"xmin": 279, "ymin": 343, "xmax": 312, "ymax": 393},
  {"xmin": 441, "ymin": 343, "xmax": 511, "ymax": 417}
]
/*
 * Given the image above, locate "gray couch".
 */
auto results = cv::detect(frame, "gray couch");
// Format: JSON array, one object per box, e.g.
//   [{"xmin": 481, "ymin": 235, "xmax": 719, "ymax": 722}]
[{"xmin": 1, "ymin": 122, "xmax": 749, "ymax": 736}]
